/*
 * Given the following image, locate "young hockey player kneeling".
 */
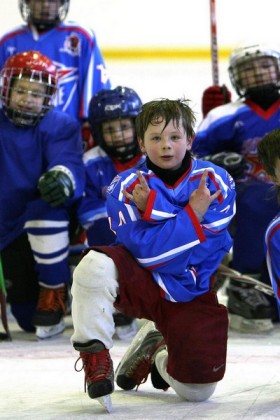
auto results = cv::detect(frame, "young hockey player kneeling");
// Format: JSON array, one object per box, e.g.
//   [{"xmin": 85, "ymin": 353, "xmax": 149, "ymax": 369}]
[{"xmin": 71, "ymin": 98, "xmax": 236, "ymax": 411}]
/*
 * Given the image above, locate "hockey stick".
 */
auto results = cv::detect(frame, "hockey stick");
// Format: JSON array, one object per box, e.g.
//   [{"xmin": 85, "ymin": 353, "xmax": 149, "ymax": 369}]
[
  {"xmin": 0, "ymin": 254, "xmax": 12, "ymax": 340},
  {"xmin": 217, "ymin": 264, "xmax": 274, "ymax": 297},
  {"xmin": 210, "ymin": 0, "xmax": 219, "ymax": 85}
]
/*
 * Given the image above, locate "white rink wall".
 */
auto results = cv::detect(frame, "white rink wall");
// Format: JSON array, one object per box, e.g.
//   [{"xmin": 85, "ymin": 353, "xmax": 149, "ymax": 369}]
[
  {"xmin": 2, "ymin": 0, "xmax": 280, "ymax": 48},
  {"xmin": 1, "ymin": 0, "xmax": 280, "ymax": 123}
]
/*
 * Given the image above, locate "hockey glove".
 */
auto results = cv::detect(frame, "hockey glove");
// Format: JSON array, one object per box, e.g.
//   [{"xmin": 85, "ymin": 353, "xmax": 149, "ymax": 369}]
[
  {"xmin": 202, "ymin": 152, "xmax": 246, "ymax": 179},
  {"xmin": 202, "ymin": 85, "xmax": 232, "ymax": 117},
  {"xmin": 38, "ymin": 170, "xmax": 74, "ymax": 207}
]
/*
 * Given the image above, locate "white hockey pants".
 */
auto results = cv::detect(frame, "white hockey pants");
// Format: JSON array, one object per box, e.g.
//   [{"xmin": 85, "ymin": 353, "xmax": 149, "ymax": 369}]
[{"xmin": 71, "ymin": 250, "xmax": 118, "ymax": 348}]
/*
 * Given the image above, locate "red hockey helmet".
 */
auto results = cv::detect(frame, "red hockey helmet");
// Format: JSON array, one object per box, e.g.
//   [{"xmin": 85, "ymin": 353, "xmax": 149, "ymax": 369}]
[{"xmin": 0, "ymin": 50, "xmax": 58, "ymax": 126}]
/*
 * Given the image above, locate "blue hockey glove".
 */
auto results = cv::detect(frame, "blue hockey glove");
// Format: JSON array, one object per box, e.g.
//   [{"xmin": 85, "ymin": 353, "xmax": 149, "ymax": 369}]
[{"xmin": 38, "ymin": 170, "xmax": 74, "ymax": 207}]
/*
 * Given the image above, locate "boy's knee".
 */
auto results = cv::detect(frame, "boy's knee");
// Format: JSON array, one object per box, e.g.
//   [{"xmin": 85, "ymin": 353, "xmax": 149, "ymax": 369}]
[
  {"xmin": 181, "ymin": 383, "xmax": 217, "ymax": 402},
  {"xmin": 73, "ymin": 250, "xmax": 118, "ymax": 289}
]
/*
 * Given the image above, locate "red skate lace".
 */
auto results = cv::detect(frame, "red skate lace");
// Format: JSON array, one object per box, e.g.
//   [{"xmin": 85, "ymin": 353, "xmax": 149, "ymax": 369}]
[
  {"xmin": 75, "ymin": 350, "xmax": 112, "ymax": 392},
  {"xmin": 36, "ymin": 287, "xmax": 66, "ymax": 313},
  {"xmin": 126, "ymin": 339, "xmax": 165, "ymax": 390}
]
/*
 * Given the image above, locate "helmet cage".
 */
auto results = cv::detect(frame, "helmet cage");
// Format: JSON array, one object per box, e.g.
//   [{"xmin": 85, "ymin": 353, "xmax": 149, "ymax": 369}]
[
  {"xmin": 88, "ymin": 86, "xmax": 142, "ymax": 161},
  {"xmin": 0, "ymin": 51, "xmax": 58, "ymax": 127},
  {"xmin": 0, "ymin": 68, "xmax": 57, "ymax": 126},
  {"xmin": 228, "ymin": 45, "xmax": 280, "ymax": 96},
  {"xmin": 19, "ymin": 0, "xmax": 70, "ymax": 27}
]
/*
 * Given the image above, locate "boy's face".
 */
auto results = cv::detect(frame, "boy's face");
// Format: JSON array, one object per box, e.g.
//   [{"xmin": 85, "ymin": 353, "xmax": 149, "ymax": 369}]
[
  {"xmin": 28, "ymin": 0, "xmax": 61, "ymax": 22},
  {"xmin": 9, "ymin": 77, "xmax": 46, "ymax": 115},
  {"xmin": 238, "ymin": 57, "xmax": 278, "ymax": 90},
  {"xmin": 102, "ymin": 118, "xmax": 135, "ymax": 152},
  {"xmin": 139, "ymin": 118, "xmax": 192, "ymax": 170}
]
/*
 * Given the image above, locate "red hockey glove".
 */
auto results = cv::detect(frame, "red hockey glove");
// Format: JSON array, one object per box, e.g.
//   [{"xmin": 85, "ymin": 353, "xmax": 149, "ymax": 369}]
[
  {"xmin": 202, "ymin": 85, "xmax": 232, "ymax": 117},
  {"xmin": 81, "ymin": 122, "xmax": 95, "ymax": 152}
]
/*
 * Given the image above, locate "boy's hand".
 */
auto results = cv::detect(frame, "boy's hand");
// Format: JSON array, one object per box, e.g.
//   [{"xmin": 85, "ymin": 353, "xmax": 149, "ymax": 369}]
[
  {"xmin": 122, "ymin": 171, "xmax": 150, "ymax": 212},
  {"xmin": 189, "ymin": 170, "xmax": 221, "ymax": 220}
]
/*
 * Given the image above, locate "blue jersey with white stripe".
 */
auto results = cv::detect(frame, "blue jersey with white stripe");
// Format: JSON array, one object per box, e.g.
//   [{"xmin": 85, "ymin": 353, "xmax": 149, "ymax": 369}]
[
  {"xmin": 0, "ymin": 21, "xmax": 111, "ymax": 124},
  {"xmin": 193, "ymin": 98, "xmax": 280, "ymax": 183},
  {"xmin": 78, "ymin": 145, "xmax": 146, "ymax": 229},
  {"xmin": 106, "ymin": 158, "xmax": 236, "ymax": 302},
  {"xmin": 193, "ymin": 99, "xmax": 280, "ymax": 275},
  {"xmin": 0, "ymin": 108, "xmax": 85, "ymax": 250},
  {"xmin": 265, "ymin": 214, "xmax": 280, "ymax": 312}
]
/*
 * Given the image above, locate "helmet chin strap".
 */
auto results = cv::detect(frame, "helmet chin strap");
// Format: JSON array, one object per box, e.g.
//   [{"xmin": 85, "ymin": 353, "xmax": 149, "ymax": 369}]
[{"xmin": 5, "ymin": 107, "xmax": 43, "ymax": 127}]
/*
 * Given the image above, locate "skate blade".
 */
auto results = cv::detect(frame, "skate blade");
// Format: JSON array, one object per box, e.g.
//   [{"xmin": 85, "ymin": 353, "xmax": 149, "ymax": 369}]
[
  {"xmin": 35, "ymin": 319, "xmax": 65, "ymax": 340},
  {"xmin": 97, "ymin": 395, "xmax": 112, "ymax": 413}
]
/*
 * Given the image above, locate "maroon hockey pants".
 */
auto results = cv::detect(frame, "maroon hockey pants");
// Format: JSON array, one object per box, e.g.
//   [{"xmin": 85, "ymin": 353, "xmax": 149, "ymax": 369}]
[{"xmin": 85, "ymin": 245, "xmax": 229, "ymax": 384}]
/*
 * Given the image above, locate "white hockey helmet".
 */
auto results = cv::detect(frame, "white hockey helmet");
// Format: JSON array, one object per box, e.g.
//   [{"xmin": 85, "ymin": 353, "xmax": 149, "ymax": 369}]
[
  {"xmin": 228, "ymin": 44, "xmax": 280, "ymax": 96},
  {"xmin": 19, "ymin": 0, "xmax": 70, "ymax": 28}
]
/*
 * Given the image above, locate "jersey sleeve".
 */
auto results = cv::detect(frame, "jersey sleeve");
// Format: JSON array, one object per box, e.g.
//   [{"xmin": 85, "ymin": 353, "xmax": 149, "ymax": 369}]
[
  {"xmin": 106, "ymin": 168, "xmax": 235, "ymax": 271},
  {"xmin": 107, "ymin": 190, "xmax": 206, "ymax": 270},
  {"xmin": 77, "ymin": 168, "xmax": 107, "ymax": 229},
  {"xmin": 41, "ymin": 112, "xmax": 85, "ymax": 201},
  {"xmin": 79, "ymin": 28, "xmax": 111, "ymax": 120},
  {"xmin": 193, "ymin": 102, "xmax": 244, "ymax": 157}
]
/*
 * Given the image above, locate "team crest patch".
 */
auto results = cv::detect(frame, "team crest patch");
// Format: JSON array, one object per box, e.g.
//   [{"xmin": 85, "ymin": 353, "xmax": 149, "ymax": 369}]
[
  {"xmin": 63, "ymin": 32, "xmax": 80, "ymax": 56},
  {"xmin": 107, "ymin": 175, "xmax": 121, "ymax": 194}
]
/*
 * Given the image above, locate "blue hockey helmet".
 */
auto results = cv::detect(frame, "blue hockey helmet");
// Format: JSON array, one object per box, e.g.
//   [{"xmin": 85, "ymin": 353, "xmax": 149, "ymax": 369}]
[
  {"xmin": 88, "ymin": 86, "xmax": 143, "ymax": 161},
  {"xmin": 19, "ymin": 0, "xmax": 70, "ymax": 28}
]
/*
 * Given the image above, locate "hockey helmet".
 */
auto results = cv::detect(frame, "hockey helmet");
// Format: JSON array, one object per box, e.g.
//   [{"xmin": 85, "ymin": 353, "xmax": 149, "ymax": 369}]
[
  {"xmin": 88, "ymin": 86, "xmax": 142, "ymax": 161},
  {"xmin": 0, "ymin": 50, "xmax": 58, "ymax": 126},
  {"xmin": 19, "ymin": 0, "xmax": 70, "ymax": 28},
  {"xmin": 228, "ymin": 44, "xmax": 280, "ymax": 96}
]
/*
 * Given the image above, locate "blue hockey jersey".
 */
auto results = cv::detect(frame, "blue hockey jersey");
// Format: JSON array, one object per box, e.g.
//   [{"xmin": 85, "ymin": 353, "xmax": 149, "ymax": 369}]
[
  {"xmin": 193, "ymin": 98, "xmax": 280, "ymax": 183},
  {"xmin": 106, "ymin": 158, "xmax": 236, "ymax": 302},
  {"xmin": 78, "ymin": 145, "xmax": 146, "ymax": 230},
  {"xmin": 0, "ymin": 108, "xmax": 85, "ymax": 250},
  {"xmin": 193, "ymin": 98, "xmax": 280, "ymax": 275},
  {"xmin": 0, "ymin": 21, "xmax": 111, "ymax": 123},
  {"xmin": 265, "ymin": 214, "xmax": 280, "ymax": 311}
]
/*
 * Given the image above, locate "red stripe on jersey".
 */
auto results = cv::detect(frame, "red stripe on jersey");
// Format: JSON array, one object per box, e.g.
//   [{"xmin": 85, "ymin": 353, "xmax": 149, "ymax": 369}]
[{"xmin": 185, "ymin": 205, "xmax": 206, "ymax": 242}]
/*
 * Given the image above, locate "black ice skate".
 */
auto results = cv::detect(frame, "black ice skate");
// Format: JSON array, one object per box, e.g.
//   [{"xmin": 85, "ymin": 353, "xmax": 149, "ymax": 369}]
[
  {"xmin": 74, "ymin": 340, "xmax": 114, "ymax": 412},
  {"xmin": 116, "ymin": 320, "xmax": 168, "ymax": 391},
  {"xmin": 226, "ymin": 279, "xmax": 275, "ymax": 333}
]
